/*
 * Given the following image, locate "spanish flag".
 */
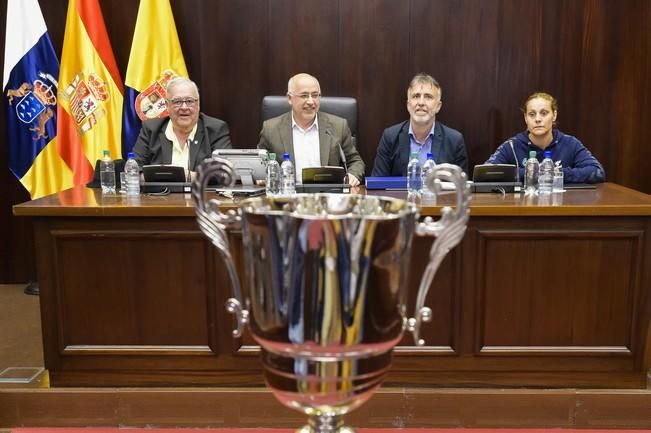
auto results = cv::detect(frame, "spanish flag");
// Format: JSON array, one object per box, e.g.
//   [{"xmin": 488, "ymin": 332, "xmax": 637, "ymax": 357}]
[
  {"xmin": 3, "ymin": 0, "xmax": 73, "ymax": 199},
  {"xmin": 122, "ymin": 0, "xmax": 188, "ymax": 155},
  {"xmin": 57, "ymin": 0, "xmax": 124, "ymax": 187}
]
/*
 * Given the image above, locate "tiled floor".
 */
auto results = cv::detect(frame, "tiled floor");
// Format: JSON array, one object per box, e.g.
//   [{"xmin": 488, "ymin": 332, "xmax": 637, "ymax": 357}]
[{"xmin": 0, "ymin": 284, "xmax": 44, "ymax": 387}]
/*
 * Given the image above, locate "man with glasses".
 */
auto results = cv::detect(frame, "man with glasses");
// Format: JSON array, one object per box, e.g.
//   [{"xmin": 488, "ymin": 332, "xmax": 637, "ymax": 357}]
[
  {"xmin": 371, "ymin": 73, "xmax": 468, "ymax": 176},
  {"xmin": 133, "ymin": 77, "xmax": 232, "ymax": 179},
  {"xmin": 258, "ymin": 73, "xmax": 364, "ymax": 186}
]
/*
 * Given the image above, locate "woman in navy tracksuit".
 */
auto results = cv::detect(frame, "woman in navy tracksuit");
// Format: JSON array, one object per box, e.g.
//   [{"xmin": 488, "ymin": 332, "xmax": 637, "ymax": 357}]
[{"xmin": 486, "ymin": 92, "xmax": 605, "ymax": 184}]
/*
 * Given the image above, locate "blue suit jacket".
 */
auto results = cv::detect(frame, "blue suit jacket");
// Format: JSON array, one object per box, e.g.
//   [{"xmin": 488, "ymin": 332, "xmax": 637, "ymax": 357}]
[{"xmin": 371, "ymin": 120, "xmax": 468, "ymax": 176}]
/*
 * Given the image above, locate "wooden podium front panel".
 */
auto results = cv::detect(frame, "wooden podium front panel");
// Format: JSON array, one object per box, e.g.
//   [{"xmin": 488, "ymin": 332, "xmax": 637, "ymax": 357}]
[
  {"xmin": 32, "ymin": 215, "xmax": 263, "ymax": 386},
  {"xmin": 14, "ymin": 184, "xmax": 651, "ymax": 387},
  {"xmin": 387, "ymin": 215, "xmax": 651, "ymax": 388},
  {"xmin": 479, "ymin": 226, "xmax": 638, "ymax": 350},
  {"xmin": 55, "ymin": 225, "xmax": 210, "ymax": 346}
]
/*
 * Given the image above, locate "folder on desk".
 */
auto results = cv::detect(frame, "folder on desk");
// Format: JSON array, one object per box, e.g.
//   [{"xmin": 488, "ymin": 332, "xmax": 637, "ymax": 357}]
[
  {"xmin": 366, "ymin": 176, "xmax": 466, "ymax": 191},
  {"xmin": 365, "ymin": 176, "xmax": 464, "ymax": 191},
  {"xmin": 365, "ymin": 176, "xmax": 407, "ymax": 190}
]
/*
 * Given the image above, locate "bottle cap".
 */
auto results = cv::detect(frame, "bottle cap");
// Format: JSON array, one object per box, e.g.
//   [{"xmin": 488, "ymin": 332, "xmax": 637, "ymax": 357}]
[
  {"xmin": 411, "ymin": 152, "xmax": 419, "ymax": 159},
  {"xmin": 427, "ymin": 153, "xmax": 433, "ymax": 159},
  {"xmin": 529, "ymin": 150, "xmax": 537, "ymax": 158},
  {"xmin": 283, "ymin": 153, "xmax": 290, "ymax": 160},
  {"xmin": 128, "ymin": 152, "xmax": 135, "ymax": 159},
  {"xmin": 103, "ymin": 150, "xmax": 110, "ymax": 156},
  {"xmin": 544, "ymin": 150, "xmax": 552, "ymax": 158},
  {"xmin": 269, "ymin": 153, "xmax": 276, "ymax": 160}
]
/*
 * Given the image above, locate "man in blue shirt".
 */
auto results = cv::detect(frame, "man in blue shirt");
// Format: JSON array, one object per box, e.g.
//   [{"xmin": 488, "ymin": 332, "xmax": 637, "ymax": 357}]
[{"xmin": 371, "ymin": 73, "xmax": 468, "ymax": 176}]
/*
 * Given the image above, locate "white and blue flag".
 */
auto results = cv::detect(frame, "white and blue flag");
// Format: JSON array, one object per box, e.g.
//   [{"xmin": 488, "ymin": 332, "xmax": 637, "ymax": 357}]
[{"xmin": 3, "ymin": 0, "xmax": 73, "ymax": 198}]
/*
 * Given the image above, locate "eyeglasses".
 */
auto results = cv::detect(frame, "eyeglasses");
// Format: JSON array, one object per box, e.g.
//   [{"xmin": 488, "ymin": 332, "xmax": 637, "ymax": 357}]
[
  {"xmin": 169, "ymin": 97, "xmax": 199, "ymax": 108},
  {"xmin": 291, "ymin": 92, "xmax": 321, "ymax": 101}
]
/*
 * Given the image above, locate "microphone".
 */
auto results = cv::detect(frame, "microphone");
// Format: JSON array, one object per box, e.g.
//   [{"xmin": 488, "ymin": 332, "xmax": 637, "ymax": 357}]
[
  {"xmin": 186, "ymin": 139, "xmax": 192, "ymax": 183},
  {"xmin": 337, "ymin": 142, "xmax": 349, "ymax": 184},
  {"xmin": 327, "ymin": 128, "xmax": 349, "ymax": 184},
  {"xmin": 508, "ymin": 139, "xmax": 519, "ymax": 183}
]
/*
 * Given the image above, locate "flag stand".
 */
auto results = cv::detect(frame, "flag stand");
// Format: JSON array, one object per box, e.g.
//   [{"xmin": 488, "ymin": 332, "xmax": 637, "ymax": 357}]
[{"xmin": 24, "ymin": 281, "xmax": 39, "ymax": 296}]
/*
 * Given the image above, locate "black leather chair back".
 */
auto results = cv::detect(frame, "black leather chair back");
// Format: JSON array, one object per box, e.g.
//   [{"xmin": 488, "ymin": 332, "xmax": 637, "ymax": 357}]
[
  {"xmin": 87, "ymin": 159, "xmax": 125, "ymax": 188},
  {"xmin": 261, "ymin": 96, "xmax": 358, "ymax": 146}
]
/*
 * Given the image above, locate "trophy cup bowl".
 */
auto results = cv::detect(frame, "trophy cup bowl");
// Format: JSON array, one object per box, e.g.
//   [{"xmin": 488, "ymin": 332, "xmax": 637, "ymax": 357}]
[{"xmin": 192, "ymin": 160, "xmax": 470, "ymax": 433}]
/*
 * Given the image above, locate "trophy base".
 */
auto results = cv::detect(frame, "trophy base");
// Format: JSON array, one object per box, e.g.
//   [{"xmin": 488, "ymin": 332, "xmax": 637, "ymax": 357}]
[{"xmin": 261, "ymin": 348, "xmax": 392, "ymax": 433}]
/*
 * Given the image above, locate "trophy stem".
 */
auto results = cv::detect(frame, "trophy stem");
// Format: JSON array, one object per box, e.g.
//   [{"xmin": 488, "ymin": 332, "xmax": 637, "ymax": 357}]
[{"xmin": 298, "ymin": 414, "xmax": 355, "ymax": 433}]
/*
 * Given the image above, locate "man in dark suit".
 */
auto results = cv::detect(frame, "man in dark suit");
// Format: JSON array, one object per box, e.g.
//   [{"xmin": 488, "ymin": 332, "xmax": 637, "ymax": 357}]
[
  {"xmin": 257, "ymin": 73, "xmax": 365, "ymax": 186},
  {"xmin": 133, "ymin": 77, "xmax": 232, "ymax": 180},
  {"xmin": 371, "ymin": 73, "xmax": 468, "ymax": 176}
]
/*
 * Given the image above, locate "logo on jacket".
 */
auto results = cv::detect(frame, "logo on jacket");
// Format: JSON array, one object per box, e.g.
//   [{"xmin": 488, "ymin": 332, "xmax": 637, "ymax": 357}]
[
  {"xmin": 60, "ymin": 71, "xmax": 111, "ymax": 135},
  {"xmin": 6, "ymin": 72, "xmax": 58, "ymax": 141},
  {"xmin": 134, "ymin": 69, "xmax": 178, "ymax": 121}
]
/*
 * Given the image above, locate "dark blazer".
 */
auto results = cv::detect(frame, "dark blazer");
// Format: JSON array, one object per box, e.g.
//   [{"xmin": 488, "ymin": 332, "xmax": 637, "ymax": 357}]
[
  {"xmin": 257, "ymin": 111, "xmax": 365, "ymax": 181},
  {"xmin": 371, "ymin": 120, "xmax": 468, "ymax": 176},
  {"xmin": 133, "ymin": 113, "xmax": 232, "ymax": 170}
]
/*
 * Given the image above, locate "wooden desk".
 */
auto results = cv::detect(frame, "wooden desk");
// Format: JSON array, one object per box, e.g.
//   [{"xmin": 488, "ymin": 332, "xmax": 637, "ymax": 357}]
[{"xmin": 13, "ymin": 183, "xmax": 651, "ymax": 388}]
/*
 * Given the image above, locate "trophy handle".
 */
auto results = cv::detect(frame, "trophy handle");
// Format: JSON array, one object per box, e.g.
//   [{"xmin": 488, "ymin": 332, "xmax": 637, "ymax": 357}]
[
  {"xmin": 192, "ymin": 157, "xmax": 249, "ymax": 338},
  {"xmin": 406, "ymin": 163, "xmax": 471, "ymax": 346}
]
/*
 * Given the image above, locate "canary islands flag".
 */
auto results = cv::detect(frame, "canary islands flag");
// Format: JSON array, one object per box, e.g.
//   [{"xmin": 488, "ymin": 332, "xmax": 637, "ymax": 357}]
[
  {"xmin": 3, "ymin": 0, "xmax": 74, "ymax": 199},
  {"xmin": 57, "ymin": 0, "xmax": 124, "ymax": 187},
  {"xmin": 122, "ymin": 0, "xmax": 188, "ymax": 155}
]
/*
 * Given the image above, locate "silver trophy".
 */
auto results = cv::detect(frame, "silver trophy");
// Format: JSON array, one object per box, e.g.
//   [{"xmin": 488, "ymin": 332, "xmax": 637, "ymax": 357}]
[{"xmin": 192, "ymin": 159, "xmax": 470, "ymax": 433}]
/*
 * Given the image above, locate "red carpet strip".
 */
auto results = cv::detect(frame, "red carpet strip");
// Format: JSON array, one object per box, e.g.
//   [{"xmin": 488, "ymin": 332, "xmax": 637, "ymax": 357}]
[{"xmin": 12, "ymin": 429, "xmax": 651, "ymax": 433}]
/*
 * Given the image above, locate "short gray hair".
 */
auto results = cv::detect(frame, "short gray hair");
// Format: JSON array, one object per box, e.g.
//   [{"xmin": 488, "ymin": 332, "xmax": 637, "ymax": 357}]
[
  {"xmin": 407, "ymin": 73, "xmax": 441, "ymax": 99},
  {"xmin": 166, "ymin": 77, "xmax": 200, "ymax": 97},
  {"xmin": 287, "ymin": 73, "xmax": 319, "ymax": 94}
]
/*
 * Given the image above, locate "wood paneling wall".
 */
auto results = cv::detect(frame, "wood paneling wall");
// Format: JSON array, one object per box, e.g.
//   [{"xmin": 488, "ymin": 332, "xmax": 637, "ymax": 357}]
[{"xmin": 1, "ymin": 0, "xmax": 650, "ymax": 282}]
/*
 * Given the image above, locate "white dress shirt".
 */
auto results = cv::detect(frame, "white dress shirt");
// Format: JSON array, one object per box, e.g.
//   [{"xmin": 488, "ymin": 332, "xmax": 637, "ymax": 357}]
[
  {"xmin": 165, "ymin": 121, "xmax": 198, "ymax": 180},
  {"xmin": 291, "ymin": 114, "xmax": 320, "ymax": 184}
]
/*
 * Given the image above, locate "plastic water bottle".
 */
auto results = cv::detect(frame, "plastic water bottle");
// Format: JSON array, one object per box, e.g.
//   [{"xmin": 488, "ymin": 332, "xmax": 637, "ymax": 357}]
[
  {"xmin": 99, "ymin": 150, "xmax": 116, "ymax": 194},
  {"xmin": 539, "ymin": 150, "xmax": 554, "ymax": 195},
  {"xmin": 280, "ymin": 153, "xmax": 296, "ymax": 195},
  {"xmin": 266, "ymin": 153, "xmax": 281, "ymax": 196},
  {"xmin": 407, "ymin": 152, "xmax": 422, "ymax": 193},
  {"xmin": 124, "ymin": 152, "xmax": 140, "ymax": 197},
  {"xmin": 524, "ymin": 150, "xmax": 539, "ymax": 195},
  {"xmin": 553, "ymin": 161, "xmax": 564, "ymax": 193},
  {"xmin": 421, "ymin": 153, "xmax": 436, "ymax": 199}
]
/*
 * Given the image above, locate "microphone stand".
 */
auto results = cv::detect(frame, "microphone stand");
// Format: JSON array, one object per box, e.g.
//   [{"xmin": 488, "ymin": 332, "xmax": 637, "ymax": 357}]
[
  {"xmin": 337, "ymin": 143, "xmax": 349, "ymax": 185},
  {"xmin": 186, "ymin": 139, "xmax": 192, "ymax": 183},
  {"xmin": 509, "ymin": 139, "xmax": 520, "ymax": 184}
]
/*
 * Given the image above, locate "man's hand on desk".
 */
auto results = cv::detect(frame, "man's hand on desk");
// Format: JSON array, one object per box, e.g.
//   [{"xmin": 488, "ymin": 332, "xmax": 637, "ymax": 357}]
[{"xmin": 347, "ymin": 174, "xmax": 361, "ymax": 187}]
